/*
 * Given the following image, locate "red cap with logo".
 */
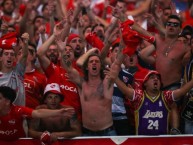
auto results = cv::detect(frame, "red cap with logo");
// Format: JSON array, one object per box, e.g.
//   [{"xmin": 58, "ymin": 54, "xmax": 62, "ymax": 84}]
[
  {"xmin": 143, "ymin": 70, "xmax": 161, "ymax": 83},
  {"xmin": 43, "ymin": 83, "xmax": 64, "ymax": 101},
  {"xmin": 0, "ymin": 32, "xmax": 18, "ymax": 50}
]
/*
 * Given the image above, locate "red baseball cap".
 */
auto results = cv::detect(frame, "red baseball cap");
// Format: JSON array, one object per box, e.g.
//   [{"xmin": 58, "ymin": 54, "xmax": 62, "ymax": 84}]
[
  {"xmin": 143, "ymin": 70, "xmax": 161, "ymax": 83},
  {"xmin": 0, "ymin": 32, "xmax": 18, "ymax": 50},
  {"xmin": 67, "ymin": 33, "xmax": 80, "ymax": 43}
]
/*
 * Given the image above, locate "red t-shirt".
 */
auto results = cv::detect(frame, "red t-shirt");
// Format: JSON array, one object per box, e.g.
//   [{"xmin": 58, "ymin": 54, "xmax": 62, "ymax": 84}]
[
  {"xmin": 0, "ymin": 105, "xmax": 33, "ymax": 141},
  {"xmin": 24, "ymin": 69, "xmax": 47, "ymax": 109},
  {"xmin": 45, "ymin": 63, "xmax": 82, "ymax": 121}
]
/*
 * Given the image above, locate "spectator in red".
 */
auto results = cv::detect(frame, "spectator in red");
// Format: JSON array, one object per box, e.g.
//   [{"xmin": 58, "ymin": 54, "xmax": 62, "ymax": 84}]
[
  {"xmin": 0, "ymin": 86, "xmax": 75, "ymax": 141},
  {"xmin": 28, "ymin": 83, "xmax": 81, "ymax": 144},
  {"xmin": 22, "ymin": 43, "xmax": 47, "ymax": 109}
]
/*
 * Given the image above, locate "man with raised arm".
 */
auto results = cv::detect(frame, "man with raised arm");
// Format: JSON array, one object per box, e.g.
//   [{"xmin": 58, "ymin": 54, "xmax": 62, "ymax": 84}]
[
  {"xmin": 106, "ymin": 68, "xmax": 193, "ymax": 135},
  {"xmin": 0, "ymin": 32, "xmax": 29, "ymax": 106},
  {"xmin": 37, "ymin": 22, "xmax": 82, "ymax": 121},
  {"xmin": 61, "ymin": 44, "xmax": 121, "ymax": 136}
]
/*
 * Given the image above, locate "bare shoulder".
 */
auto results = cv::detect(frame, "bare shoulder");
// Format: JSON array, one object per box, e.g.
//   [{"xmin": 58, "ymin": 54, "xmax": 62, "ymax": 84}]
[
  {"xmin": 155, "ymin": 34, "xmax": 164, "ymax": 46},
  {"xmin": 175, "ymin": 41, "xmax": 190, "ymax": 53}
]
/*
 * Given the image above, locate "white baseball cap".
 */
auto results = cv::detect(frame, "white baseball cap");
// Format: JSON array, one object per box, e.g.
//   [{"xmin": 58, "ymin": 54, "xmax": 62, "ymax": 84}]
[{"xmin": 43, "ymin": 83, "xmax": 64, "ymax": 101}]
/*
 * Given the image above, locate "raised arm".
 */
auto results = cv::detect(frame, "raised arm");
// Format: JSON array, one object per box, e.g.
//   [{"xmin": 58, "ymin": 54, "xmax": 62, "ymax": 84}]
[
  {"xmin": 19, "ymin": 1, "xmax": 35, "ymax": 38},
  {"xmin": 113, "ymin": 5, "xmax": 155, "ymax": 43},
  {"xmin": 61, "ymin": 9, "xmax": 73, "ymax": 41},
  {"xmin": 18, "ymin": 33, "xmax": 29, "ymax": 66},
  {"xmin": 60, "ymin": 48, "xmax": 83, "ymax": 88},
  {"xmin": 47, "ymin": 0, "xmax": 56, "ymax": 35},
  {"xmin": 126, "ymin": 0, "xmax": 152, "ymax": 17},
  {"xmin": 0, "ymin": 18, "xmax": 8, "ymax": 36},
  {"xmin": 100, "ymin": 19, "xmax": 119, "ymax": 62},
  {"xmin": 173, "ymin": 79, "xmax": 193, "ymax": 101},
  {"xmin": 62, "ymin": 60, "xmax": 83, "ymax": 88},
  {"xmin": 37, "ymin": 34, "xmax": 54, "ymax": 69},
  {"xmin": 115, "ymin": 78, "xmax": 135, "ymax": 100},
  {"xmin": 37, "ymin": 22, "xmax": 63, "ymax": 69},
  {"xmin": 106, "ymin": 36, "xmax": 127, "ymax": 86},
  {"xmin": 139, "ymin": 44, "xmax": 156, "ymax": 65},
  {"xmin": 105, "ymin": 56, "xmax": 135, "ymax": 100},
  {"xmin": 144, "ymin": 13, "xmax": 166, "ymax": 36},
  {"xmin": 76, "ymin": 47, "xmax": 98, "ymax": 67}
]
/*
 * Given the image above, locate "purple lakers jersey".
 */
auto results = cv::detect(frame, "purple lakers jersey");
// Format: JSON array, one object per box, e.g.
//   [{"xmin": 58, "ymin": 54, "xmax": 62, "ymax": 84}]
[{"xmin": 135, "ymin": 91, "xmax": 170, "ymax": 135}]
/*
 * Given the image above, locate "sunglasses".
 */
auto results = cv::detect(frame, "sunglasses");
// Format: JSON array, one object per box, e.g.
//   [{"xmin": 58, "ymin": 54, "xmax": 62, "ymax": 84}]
[{"xmin": 166, "ymin": 22, "xmax": 180, "ymax": 27}]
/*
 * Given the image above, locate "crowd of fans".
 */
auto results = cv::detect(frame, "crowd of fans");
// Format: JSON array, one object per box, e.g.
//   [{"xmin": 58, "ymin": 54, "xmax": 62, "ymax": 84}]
[{"xmin": 0, "ymin": 0, "xmax": 193, "ymax": 144}]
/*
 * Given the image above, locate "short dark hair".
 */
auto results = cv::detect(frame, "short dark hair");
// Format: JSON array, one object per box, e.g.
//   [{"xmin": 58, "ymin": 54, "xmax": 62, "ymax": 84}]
[
  {"xmin": 65, "ymin": 44, "xmax": 73, "ymax": 49},
  {"xmin": 91, "ymin": 23, "xmax": 105, "ymax": 32},
  {"xmin": 1, "ymin": 0, "xmax": 15, "ymax": 8},
  {"xmin": 43, "ymin": 92, "xmax": 64, "ymax": 103},
  {"xmin": 0, "ymin": 86, "xmax": 16, "ymax": 103},
  {"xmin": 111, "ymin": 43, "xmax": 119, "ymax": 52},
  {"xmin": 117, "ymin": 0, "xmax": 127, "ymax": 4},
  {"xmin": 163, "ymin": 7, "xmax": 171, "ymax": 11},
  {"xmin": 33, "ymin": 15, "xmax": 45, "ymax": 24},
  {"xmin": 0, "ymin": 48, "xmax": 15, "ymax": 57},
  {"xmin": 178, "ymin": 33, "xmax": 188, "ymax": 39},
  {"xmin": 28, "ymin": 42, "xmax": 37, "ymax": 52},
  {"xmin": 83, "ymin": 25, "xmax": 92, "ymax": 34},
  {"xmin": 42, "ymin": 3, "xmax": 48, "ymax": 12},
  {"xmin": 167, "ymin": 15, "xmax": 182, "ymax": 27}
]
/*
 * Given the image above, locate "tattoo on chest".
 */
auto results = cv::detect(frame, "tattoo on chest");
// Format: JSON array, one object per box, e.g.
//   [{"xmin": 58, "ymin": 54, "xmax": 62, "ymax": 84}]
[
  {"xmin": 97, "ymin": 83, "xmax": 104, "ymax": 97},
  {"xmin": 84, "ymin": 83, "xmax": 104, "ymax": 101}
]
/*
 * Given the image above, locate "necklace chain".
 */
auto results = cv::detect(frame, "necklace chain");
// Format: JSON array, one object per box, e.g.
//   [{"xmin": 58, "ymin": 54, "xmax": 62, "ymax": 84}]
[{"xmin": 164, "ymin": 39, "xmax": 177, "ymax": 57}]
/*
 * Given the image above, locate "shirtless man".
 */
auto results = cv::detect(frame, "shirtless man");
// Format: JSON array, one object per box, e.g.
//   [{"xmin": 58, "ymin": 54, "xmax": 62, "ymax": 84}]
[
  {"xmin": 140, "ymin": 14, "xmax": 190, "ymax": 90},
  {"xmin": 140, "ymin": 15, "xmax": 190, "ymax": 133},
  {"xmin": 28, "ymin": 83, "xmax": 81, "ymax": 143},
  {"xmin": 62, "ymin": 50, "xmax": 121, "ymax": 136}
]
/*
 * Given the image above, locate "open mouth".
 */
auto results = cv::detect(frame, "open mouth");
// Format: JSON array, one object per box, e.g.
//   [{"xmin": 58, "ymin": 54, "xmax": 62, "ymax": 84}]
[
  {"xmin": 75, "ymin": 46, "xmax": 81, "ymax": 52},
  {"xmin": 66, "ymin": 54, "xmax": 70, "ymax": 58},
  {"xmin": 7, "ymin": 60, "xmax": 12, "ymax": 65},
  {"xmin": 154, "ymin": 82, "xmax": 158, "ymax": 87},
  {"xmin": 130, "ymin": 57, "xmax": 133, "ymax": 63},
  {"xmin": 92, "ymin": 66, "xmax": 97, "ymax": 71},
  {"xmin": 49, "ymin": 54, "xmax": 56, "ymax": 59}
]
